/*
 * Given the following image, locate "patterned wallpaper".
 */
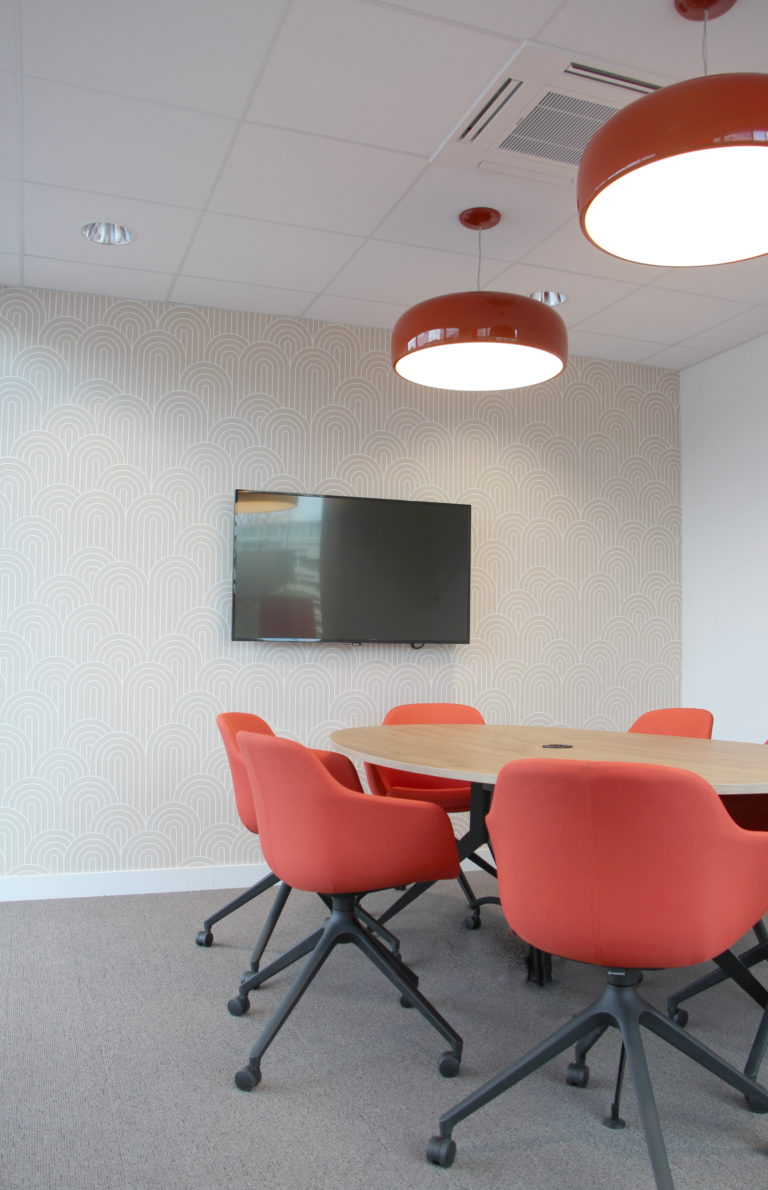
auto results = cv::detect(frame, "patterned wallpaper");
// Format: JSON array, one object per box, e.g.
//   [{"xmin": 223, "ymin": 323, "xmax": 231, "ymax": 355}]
[{"xmin": 0, "ymin": 288, "xmax": 681, "ymax": 877}]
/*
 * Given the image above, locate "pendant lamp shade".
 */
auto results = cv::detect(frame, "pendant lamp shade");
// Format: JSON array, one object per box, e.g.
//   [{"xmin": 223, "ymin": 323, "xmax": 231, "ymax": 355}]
[
  {"xmin": 391, "ymin": 291, "xmax": 568, "ymax": 392},
  {"xmin": 578, "ymin": 73, "xmax": 768, "ymax": 267}
]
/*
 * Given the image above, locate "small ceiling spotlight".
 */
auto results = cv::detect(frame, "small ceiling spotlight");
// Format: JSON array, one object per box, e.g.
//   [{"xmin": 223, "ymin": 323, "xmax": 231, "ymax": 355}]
[
  {"xmin": 81, "ymin": 222, "xmax": 134, "ymax": 245},
  {"xmin": 530, "ymin": 291, "xmax": 567, "ymax": 307}
]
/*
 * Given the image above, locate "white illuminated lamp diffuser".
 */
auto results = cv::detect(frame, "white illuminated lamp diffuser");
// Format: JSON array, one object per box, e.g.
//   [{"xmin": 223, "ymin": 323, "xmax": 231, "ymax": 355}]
[
  {"xmin": 391, "ymin": 209, "xmax": 568, "ymax": 392},
  {"xmin": 578, "ymin": 0, "xmax": 768, "ymax": 267}
]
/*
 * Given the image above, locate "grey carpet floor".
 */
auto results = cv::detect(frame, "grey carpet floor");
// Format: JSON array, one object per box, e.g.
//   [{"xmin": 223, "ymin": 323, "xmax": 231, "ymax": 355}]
[{"xmin": 1, "ymin": 875, "xmax": 767, "ymax": 1190}]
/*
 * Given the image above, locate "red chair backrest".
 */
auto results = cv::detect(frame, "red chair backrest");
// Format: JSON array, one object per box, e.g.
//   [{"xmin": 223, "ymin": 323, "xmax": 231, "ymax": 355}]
[
  {"xmin": 237, "ymin": 732, "xmax": 458, "ymax": 894},
  {"xmin": 487, "ymin": 758, "xmax": 768, "ymax": 970},
  {"xmin": 368, "ymin": 703, "xmax": 485, "ymax": 794},
  {"xmin": 628, "ymin": 708, "xmax": 713, "ymax": 739},
  {"xmin": 217, "ymin": 713, "xmax": 275, "ymax": 834}
]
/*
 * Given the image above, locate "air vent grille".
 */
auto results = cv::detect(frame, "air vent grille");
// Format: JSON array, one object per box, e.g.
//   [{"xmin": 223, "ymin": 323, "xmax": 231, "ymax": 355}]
[{"xmin": 498, "ymin": 90, "xmax": 619, "ymax": 166}]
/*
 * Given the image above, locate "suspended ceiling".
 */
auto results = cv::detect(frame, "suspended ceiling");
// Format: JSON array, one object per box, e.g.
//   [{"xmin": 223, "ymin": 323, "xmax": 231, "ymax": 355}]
[{"xmin": 3, "ymin": 0, "xmax": 768, "ymax": 370}]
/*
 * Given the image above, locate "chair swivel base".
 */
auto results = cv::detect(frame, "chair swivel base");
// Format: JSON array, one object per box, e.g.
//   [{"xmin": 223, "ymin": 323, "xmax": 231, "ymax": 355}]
[
  {"xmin": 233, "ymin": 893, "xmax": 463, "ymax": 1090},
  {"xmin": 427, "ymin": 968, "xmax": 768, "ymax": 1190}
]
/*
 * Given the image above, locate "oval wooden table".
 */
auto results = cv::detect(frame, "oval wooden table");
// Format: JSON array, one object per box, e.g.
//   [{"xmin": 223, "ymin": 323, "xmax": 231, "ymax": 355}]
[{"xmin": 331, "ymin": 724, "xmax": 768, "ymax": 983}]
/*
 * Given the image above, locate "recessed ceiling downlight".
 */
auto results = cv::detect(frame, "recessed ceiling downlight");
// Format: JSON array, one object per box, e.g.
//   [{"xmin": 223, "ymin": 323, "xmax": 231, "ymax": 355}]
[{"xmin": 81, "ymin": 222, "xmax": 134, "ymax": 245}]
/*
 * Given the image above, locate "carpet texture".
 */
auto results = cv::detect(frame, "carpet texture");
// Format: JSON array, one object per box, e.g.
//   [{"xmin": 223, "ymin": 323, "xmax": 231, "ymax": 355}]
[{"xmin": 1, "ymin": 875, "xmax": 767, "ymax": 1190}]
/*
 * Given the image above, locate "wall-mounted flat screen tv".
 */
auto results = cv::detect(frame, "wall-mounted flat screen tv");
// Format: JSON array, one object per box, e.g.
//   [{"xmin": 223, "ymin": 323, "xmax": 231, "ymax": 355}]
[{"xmin": 232, "ymin": 491, "xmax": 471, "ymax": 644}]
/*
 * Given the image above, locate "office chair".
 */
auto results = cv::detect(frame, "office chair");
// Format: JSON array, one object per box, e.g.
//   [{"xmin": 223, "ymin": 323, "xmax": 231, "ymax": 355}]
[
  {"xmin": 365, "ymin": 703, "xmax": 500, "ymax": 932},
  {"xmin": 628, "ymin": 707, "xmax": 714, "ymax": 738},
  {"xmin": 427, "ymin": 759, "xmax": 768, "ymax": 1190},
  {"xmin": 230, "ymin": 731, "xmax": 464, "ymax": 1091},
  {"xmin": 195, "ymin": 713, "xmax": 386, "ymax": 977},
  {"xmin": 663, "ymin": 741, "xmax": 768, "ymax": 1085}
]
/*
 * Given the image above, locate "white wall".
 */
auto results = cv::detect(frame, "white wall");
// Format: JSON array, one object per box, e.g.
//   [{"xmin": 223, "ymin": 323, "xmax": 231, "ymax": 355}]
[{"xmin": 681, "ymin": 332, "xmax": 768, "ymax": 742}]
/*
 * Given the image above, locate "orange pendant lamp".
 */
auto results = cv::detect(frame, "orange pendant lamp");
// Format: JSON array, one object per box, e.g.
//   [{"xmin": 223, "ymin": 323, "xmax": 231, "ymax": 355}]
[
  {"xmin": 391, "ymin": 209, "xmax": 568, "ymax": 392},
  {"xmin": 578, "ymin": 0, "xmax": 768, "ymax": 267}
]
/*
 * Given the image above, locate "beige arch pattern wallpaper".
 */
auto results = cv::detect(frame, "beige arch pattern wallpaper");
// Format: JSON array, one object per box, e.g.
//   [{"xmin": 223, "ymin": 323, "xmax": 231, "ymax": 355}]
[{"xmin": 0, "ymin": 287, "xmax": 681, "ymax": 877}]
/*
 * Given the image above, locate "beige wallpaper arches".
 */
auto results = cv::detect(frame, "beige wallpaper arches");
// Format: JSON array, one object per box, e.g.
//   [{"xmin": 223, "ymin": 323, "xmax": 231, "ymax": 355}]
[{"xmin": 0, "ymin": 287, "xmax": 680, "ymax": 876}]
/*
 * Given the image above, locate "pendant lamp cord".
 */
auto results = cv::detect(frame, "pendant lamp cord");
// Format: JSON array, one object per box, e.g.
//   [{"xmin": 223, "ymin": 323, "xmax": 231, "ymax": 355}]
[
  {"xmin": 477, "ymin": 226, "xmax": 482, "ymax": 290},
  {"xmin": 703, "ymin": 8, "xmax": 708, "ymax": 76}
]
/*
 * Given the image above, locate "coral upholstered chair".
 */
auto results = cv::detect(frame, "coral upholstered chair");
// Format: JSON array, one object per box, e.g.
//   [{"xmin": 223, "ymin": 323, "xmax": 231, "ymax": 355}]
[
  {"xmin": 629, "ymin": 707, "xmax": 713, "ymax": 738},
  {"xmin": 230, "ymin": 732, "xmax": 463, "ymax": 1092},
  {"xmin": 194, "ymin": 713, "xmax": 363, "ymax": 975},
  {"xmin": 427, "ymin": 759, "xmax": 768, "ymax": 1189},
  {"xmin": 365, "ymin": 703, "xmax": 496, "ymax": 929}
]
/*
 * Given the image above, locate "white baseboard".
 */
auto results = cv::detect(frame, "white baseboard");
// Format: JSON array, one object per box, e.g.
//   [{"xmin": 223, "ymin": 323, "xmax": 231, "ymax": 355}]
[
  {"xmin": 0, "ymin": 850, "xmax": 493, "ymax": 903},
  {"xmin": 0, "ymin": 863, "xmax": 272, "ymax": 902}
]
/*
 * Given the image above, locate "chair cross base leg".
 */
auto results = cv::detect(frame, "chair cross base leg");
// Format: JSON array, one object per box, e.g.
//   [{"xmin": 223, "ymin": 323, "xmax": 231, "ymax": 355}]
[
  {"xmin": 234, "ymin": 893, "xmax": 462, "ymax": 1090},
  {"xmin": 195, "ymin": 871, "xmax": 280, "ymax": 945},
  {"xmin": 428, "ymin": 968, "xmax": 768, "ymax": 1190}
]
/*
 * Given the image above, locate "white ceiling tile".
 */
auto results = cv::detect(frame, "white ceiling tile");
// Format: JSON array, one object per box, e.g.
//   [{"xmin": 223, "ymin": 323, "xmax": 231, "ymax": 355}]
[
  {"xmin": 566, "ymin": 329, "xmax": 667, "ymax": 365},
  {"xmin": 246, "ymin": 0, "xmax": 516, "ymax": 154},
  {"xmin": 575, "ymin": 287, "xmax": 751, "ymax": 345},
  {"xmin": 651, "ymin": 257, "xmax": 768, "ymax": 306},
  {"xmin": 23, "ymin": 78, "xmax": 234, "ymax": 206},
  {"xmin": 0, "ymin": 177, "xmax": 19, "ymax": 253},
  {"xmin": 23, "ymin": 183, "xmax": 199, "ymax": 273},
  {"xmin": 0, "ymin": 251, "xmax": 20, "ymax": 286},
  {"xmin": 0, "ymin": 3, "xmax": 13, "ymax": 73},
  {"xmin": 0, "ymin": 69, "xmax": 18, "ymax": 179},
  {"xmin": 522, "ymin": 216, "xmax": 669, "ymax": 286},
  {"xmin": 325, "ymin": 238, "xmax": 508, "ymax": 305},
  {"xmin": 372, "ymin": 0, "xmax": 564, "ymax": 39},
  {"xmin": 170, "ymin": 275, "xmax": 313, "ymax": 316},
  {"xmin": 23, "ymin": 256, "xmax": 174, "ymax": 301},
  {"xmin": 182, "ymin": 212, "xmax": 363, "ymax": 290},
  {"xmin": 681, "ymin": 306, "xmax": 768, "ymax": 355},
  {"xmin": 303, "ymin": 293, "xmax": 406, "ymax": 329},
  {"xmin": 372, "ymin": 164, "xmax": 572, "ymax": 260},
  {"xmin": 483, "ymin": 262, "xmax": 636, "ymax": 328},
  {"xmin": 21, "ymin": 0, "xmax": 285, "ymax": 117},
  {"xmin": 539, "ymin": 0, "xmax": 768, "ymax": 80},
  {"xmin": 210, "ymin": 123, "xmax": 425, "ymax": 235},
  {"xmin": 641, "ymin": 345, "xmax": 714, "ymax": 371}
]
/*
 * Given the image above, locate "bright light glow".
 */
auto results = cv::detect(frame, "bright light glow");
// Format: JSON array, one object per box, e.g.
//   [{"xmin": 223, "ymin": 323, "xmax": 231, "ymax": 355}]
[
  {"xmin": 585, "ymin": 145, "xmax": 768, "ymax": 266},
  {"xmin": 395, "ymin": 341, "xmax": 564, "ymax": 391}
]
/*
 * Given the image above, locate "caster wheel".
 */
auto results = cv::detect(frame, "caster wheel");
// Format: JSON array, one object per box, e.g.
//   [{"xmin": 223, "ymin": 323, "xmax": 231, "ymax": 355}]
[
  {"xmin": 427, "ymin": 1135, "xmax": 456, "ymax": 1167},
  {"xmin": 234, "ymin": 1065, "xmax": 261, "ymax": 1092},
  {"xmin": 228, "ymin": 995, "xmax": 250, "ymax": 1016},
  {"xmin": 195, "ymin": 930, "xmax": 213, "ymax": 947},
  {"xmin": 438, "ymin": 1051, "xmax": 461, "ymax": 1078},
  {"xmin": 745, "ymin": 1095, "xmax": 768, "ymax": 1114},
  {"xmin": 566, "ymin": 1062, "xmax": 589, "ymax": 1088},
  {"xmin": 464, "ymin": 914, "xmax": 481, "ymax": 930},
  {"xmin": 670, "ymin": 1008, "xmax": 689, "ymax": 1028},
  {"xmin": 399, "ymin": 992, "xmax": 414, "ymax": 1008}
]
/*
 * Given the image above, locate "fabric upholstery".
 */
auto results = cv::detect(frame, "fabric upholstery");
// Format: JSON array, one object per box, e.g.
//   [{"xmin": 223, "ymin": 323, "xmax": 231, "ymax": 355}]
[
  {"xmin": 365, "ymin": 702, "xmax": 485, "ymax": 812},
  {"xmin": 628, "ymin": 708, "xmax": 714, "ymax": 738},
  {"xmin": 487, "ymin": 758, "xmax": 768, "ymax": 970},
  {"xmin": 217, "ymin": 713, "xmax": 362, "ymax": 835},
  {"xmin": 238, "ymin": 732, "xmax": 460, "ymax": 895}
]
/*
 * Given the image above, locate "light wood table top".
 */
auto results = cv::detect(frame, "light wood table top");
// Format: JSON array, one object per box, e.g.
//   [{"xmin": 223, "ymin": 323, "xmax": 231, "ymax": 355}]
[{"xmin": 330, "ymin": 724, "xmax": 768, "ymax": 795}]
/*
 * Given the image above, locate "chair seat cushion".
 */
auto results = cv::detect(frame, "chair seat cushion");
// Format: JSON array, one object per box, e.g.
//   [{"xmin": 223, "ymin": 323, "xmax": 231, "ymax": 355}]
[{"xmin": 385, "ymin": 785, "xmax": 471, "ymax": 813}]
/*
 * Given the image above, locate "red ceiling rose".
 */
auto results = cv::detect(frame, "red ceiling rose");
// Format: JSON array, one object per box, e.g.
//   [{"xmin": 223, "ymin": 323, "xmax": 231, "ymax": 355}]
[{"xmin": 674, "ymin": 0, "xmax": 738, "ymax": 18}]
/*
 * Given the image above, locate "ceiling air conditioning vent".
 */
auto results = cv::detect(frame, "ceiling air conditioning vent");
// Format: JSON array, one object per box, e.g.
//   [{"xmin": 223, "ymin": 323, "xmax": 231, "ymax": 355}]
[
  {"xmin": 498, "ymin": 91, "xmax": 619, "ymax": 166},
  {"xmin": 458, "ymin": 77, "xmax": 523, "ymax": 143},
  {"xmin": 564, "ymin": 62, "xmax": 661, "ymax": 96}
]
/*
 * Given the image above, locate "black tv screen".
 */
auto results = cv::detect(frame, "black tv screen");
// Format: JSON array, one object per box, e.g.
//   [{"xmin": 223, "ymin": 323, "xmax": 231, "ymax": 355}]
[{"xmin": 232, "ymin": 491, "xmax": 471, "ymax": 643}]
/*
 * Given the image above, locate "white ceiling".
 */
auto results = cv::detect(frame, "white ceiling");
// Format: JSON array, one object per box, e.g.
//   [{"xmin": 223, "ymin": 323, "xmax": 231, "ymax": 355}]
[{"xmin": 4, "ymin": 0, "xmax": 768, "ymax": 370}]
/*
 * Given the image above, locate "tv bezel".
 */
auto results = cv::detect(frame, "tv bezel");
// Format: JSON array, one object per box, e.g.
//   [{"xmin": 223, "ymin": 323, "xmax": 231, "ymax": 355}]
[{"xmin": 231, "ymin": 489, "xmax": 472, "ymax": 645}]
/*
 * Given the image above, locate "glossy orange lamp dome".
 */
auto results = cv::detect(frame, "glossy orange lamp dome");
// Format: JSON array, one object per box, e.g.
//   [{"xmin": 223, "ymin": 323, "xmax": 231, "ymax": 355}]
[{"xmin": 391, "ymin": 209, "xmax": 568, "ymax": 392}]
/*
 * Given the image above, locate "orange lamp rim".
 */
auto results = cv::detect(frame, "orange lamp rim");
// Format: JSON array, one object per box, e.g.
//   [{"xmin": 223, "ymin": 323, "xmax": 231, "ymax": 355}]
[
  {"xmin": 577, "ymin": 72, "xmax": 768, "ymax": 251},
  {"xmin": 391, "ymin": 290, "xmax": 568, "ymax": 372}
]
